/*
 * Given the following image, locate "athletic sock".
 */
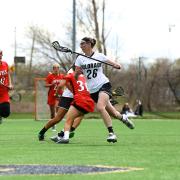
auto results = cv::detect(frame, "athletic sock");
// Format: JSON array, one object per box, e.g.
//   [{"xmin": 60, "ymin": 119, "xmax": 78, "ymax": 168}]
[
  {"xmin": 70, "ymin": 127, "xmax": 75, "ymax": 132},
  {"xmin": 107, "ymin": 126, "xmax": 114, "ymax": 134},
  {"xmin": 39, "ymin": 127, "xmax": 47, "ymax": 135},
  {"xmin": 58, "ymin": 130, "xmax": 64, "ymax": 137},
  {"xmin": 64, "ymin": 131, "xmax": 70, "ymax": 140}
]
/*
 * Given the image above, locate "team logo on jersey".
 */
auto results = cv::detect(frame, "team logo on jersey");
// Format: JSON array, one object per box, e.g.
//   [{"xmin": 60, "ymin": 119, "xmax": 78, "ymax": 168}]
[
  {"xmin": 0, "ymin": 70, "xmax": 8, "ymax": 76},
  {"xmin": 81, "ymin": 62, "xmax": 101, "ymax": 69}
]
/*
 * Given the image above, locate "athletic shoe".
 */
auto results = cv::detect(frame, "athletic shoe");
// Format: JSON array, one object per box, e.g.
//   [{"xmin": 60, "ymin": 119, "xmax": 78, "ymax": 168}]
[
  {"xmin": 0, "ymin": 116, "xmax": 2, "ymax": 124},
  {"xmin": 69, "ymin": 131, "xmax": 75, "ymax": 138},
  {"xmin": 50, "ymin": 135, "xmax": 62, "ymax": 142},
  {"xmin": 121, "ymin": 114, "xmax": 135, "ymax": 129},
  {"xmin": 56, "ymin": 138, "xmax": 69, "ymax": 144},
  {"xmin": 38, "ymin": 133, "xmax": 44, "ymax": 141},
  {"xmin": 107, "ymin": 133, "xmax": 117, "ymax": 143},
  {"xmin": 51, "ymin": 125, "xmax": 56, "ymax": 132}
]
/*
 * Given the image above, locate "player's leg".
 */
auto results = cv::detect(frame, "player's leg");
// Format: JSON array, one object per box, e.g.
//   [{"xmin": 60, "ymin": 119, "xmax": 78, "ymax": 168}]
[
  {"xmin": 50, "ymin": 96, "xmax": 77, "ymax": 142},
  {"xmin": 69, "ymin": 115, "xmax": 83, "ymax": 138},
  {"xmin": 54, "ymin": 115, "xmax": 84, "ymax": 141},
  {"xmin": 96, "ymin": 92, "xmax": 117, "ymax": 143},
  {"xmin": 106, "ymin": 101, "xmax": 135, "ymax": 129},
  {"xmin": 0, "ymin": 102, "xmax": 10, "ymax": 124},
  {"xmin": 49, "ymin": 104, "xmax": 56, "ymax": 131},
  {"xmin": 38, "ymin": 107, "xmax": 67, "ymax": 141},
  {"xmin": 57, "ymin": 106, "xmax": 84, "ymax": 144}
]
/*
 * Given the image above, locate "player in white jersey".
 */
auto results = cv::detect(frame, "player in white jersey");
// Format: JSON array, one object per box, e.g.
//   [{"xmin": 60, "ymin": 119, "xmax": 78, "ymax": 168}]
[{"xmin": 75, "ymin": 37, "xmax": 135, "ymax": 143}]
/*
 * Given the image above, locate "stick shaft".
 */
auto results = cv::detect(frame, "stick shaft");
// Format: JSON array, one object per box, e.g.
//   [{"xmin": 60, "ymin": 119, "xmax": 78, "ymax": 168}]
[
  {"xmin": 52, "ymin": 41, "xmax": 116, "ymax": 67},
  {"xmin": 72, "ymin": 51, "xmax": 114, "ymax": 67}
]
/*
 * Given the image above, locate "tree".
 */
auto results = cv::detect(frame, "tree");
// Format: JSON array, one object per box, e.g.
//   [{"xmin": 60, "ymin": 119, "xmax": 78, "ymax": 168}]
[
  {"xmin": 25, "ymin": 25, "xmax": 73, "ymax": 73},
  {"xmin": 166, "ymin": 59, "xmax": 180, "ymax": 105}
]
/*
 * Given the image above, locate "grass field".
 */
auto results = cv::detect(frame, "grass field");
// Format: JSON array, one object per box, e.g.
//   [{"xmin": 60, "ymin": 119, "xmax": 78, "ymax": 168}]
[{"xmin": 0, "ymin": 113, "xmax": 180, "ymax": 180}]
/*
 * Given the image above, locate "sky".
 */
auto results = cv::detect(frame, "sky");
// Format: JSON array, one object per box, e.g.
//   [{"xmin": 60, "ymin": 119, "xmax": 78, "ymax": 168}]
[{"xmin": 0, "ymin": 0, "xmax": 180, "ymax": 66}]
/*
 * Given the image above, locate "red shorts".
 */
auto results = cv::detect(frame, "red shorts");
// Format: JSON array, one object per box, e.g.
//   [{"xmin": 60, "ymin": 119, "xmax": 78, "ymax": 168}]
[{"xmin": 73, "ymin": 94, "xmax": 95, "ymax": 113}]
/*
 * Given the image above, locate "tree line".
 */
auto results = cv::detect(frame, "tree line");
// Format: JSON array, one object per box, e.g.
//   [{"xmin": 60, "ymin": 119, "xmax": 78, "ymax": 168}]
[{"xmin": 12, "ymin": 0, "xmax": 180, "ymax": 112}]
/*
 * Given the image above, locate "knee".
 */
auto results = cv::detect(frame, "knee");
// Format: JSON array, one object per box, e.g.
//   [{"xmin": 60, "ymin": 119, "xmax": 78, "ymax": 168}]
[{"xmin": 96, "ymin": 105, "xmax": 105, "ymax": 113}]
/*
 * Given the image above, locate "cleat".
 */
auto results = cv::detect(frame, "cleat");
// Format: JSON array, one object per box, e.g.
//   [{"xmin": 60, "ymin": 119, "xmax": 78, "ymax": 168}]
[
  {"xmin": 38, "ymin": 133, "xmax": 44, "ymax": 141},
  {"xmin": 50, "ymin": 135, "xmax": 62, "ymax": 142},
  {"xmin": 121, "ymin": 114, "xmax": 135, "ymax": 129},
  {"xmin": 56, "ymin": 138, "xmax": 69, "ymax": 144},
  {"xmin": 69, "ymin": 131, "xmax": 75, "ymax": 138},
  {"xmin": 107, "ymin": 133, "xmax": 117, "ymax": 143}
]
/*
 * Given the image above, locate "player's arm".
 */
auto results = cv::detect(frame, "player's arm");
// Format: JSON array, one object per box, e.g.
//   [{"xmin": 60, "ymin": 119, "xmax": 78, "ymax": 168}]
[
  {"xmin": 45, "ymin": 79, "xmax": 55, "ymax": 87},
  {"xmin": 44, "ymin": 73, "xmax": 55, "ymax": 88},
  {"xmin": 45, "ymin": 82, "xmax": 54, "ymax": 88},
  {"xmin": 106, "ymin": 59, "xmax": 121, "ymax": 69},
  {"xmin": 8, "ymin": 71, "xmax": 13, "ymax": 90},
  {"xmin": 54, "ymin": 79, "xmax": 66, "ymax": 97},
  {"xmin": 100, "ymin": 54, "xmax": 121, "ymax": 69}
]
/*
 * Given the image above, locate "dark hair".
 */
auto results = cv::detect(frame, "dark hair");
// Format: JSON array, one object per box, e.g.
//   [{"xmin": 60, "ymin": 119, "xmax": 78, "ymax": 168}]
[{"xmin": 81, "ymin": 37, "xmax": 96, "ymax": 48}]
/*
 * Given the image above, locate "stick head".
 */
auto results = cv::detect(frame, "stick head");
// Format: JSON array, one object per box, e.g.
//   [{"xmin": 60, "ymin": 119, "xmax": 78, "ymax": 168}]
[
  {"xmin": 52, "ymin": 41, "xmax": 72, "ymax": 53},
  {"xmin": 112, "ymin": 86, "xmax": 125, "ymax": 96}
]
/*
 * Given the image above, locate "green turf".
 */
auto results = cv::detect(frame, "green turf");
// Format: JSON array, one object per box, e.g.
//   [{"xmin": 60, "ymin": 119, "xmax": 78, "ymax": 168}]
[{"xmin": 0, "ymin": 117, "xmax": 180, "ymax": 180}]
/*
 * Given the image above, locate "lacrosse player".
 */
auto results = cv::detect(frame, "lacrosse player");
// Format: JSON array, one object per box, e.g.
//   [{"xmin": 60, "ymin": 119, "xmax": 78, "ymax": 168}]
[
  {"xmin": 0, "ymin": 50, "xmax": 13, "ymax": 123},
  {"xmin": 75, "ymin": 37, "xmax": 135, "ymax": 143},
  {"xmin": 55, "ymin": 66, "xmax": 95, "ymax": 144},
  {"xmin": 45, "ymin": 63, "xmax": 64, "ymax": 131}
]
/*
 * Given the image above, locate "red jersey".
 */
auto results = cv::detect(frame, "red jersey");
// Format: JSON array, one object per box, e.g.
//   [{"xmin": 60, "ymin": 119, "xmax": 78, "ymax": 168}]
[
  {"xmin": 64, "ymin": 73, "xmax": 95, "ymax": 113},
  {"xmin": 0, "ymin": 61, "xmax": 10, "ymax": 103},
  {"xmin": 46, "ymin": 72, "xmax": 64, "ymax": 105}
]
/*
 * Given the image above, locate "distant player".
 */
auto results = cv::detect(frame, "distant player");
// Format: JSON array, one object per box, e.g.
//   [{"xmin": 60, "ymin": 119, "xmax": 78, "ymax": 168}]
[
  {"xmin": 45, "ymin": 63, "xmax": 64, "ymax": 131},
  {"xmin": 0, "ymin": 50, "xmax": 13, "ymax": 124}
]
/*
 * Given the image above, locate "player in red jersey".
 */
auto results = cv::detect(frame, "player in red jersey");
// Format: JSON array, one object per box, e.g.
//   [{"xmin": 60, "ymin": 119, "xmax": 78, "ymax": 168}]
[
  {"xmin": 45, "ymin": 63, "xmax": 64, "ymax": 130},
  {"xmin": 56, "ymin": 66, "xmax": 95, "ymax": 144},
  {"xmin": 0, "ymin": 50, "xmax": 13, "ymax": 124}
]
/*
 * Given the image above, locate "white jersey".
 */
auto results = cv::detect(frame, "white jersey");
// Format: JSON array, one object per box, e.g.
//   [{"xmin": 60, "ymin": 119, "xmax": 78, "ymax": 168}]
[
  {"xmin": 61, "ymin": 88, "xmax": 73, "ymax": 98},
  {"xmin": 75, "ymin": 52, "xmax": 109, "ymax": 93},
  {"xmin": 61, "ymin": 68, "xmax": 74, "ymax": 98}
]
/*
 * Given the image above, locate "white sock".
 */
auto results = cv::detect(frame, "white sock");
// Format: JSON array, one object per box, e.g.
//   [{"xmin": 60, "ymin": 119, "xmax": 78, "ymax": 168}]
[{"xmin": 64, "ymin": 131, "xmax": 70, "ymax": 140}]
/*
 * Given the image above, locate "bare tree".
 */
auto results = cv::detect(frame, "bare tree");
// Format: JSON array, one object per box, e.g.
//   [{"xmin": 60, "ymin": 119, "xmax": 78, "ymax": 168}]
[
  {"xmin": 76, "ymin": 0, "xmax": 113, "ymax": 54},
  {"xmin": 166, "ymin": 59, "xmax": 180, "ymax": 104}
]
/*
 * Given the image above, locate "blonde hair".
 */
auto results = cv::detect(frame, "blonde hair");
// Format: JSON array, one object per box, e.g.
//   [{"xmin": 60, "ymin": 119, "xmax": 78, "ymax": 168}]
[{"xmin": 53, "ymin": 63, "xmax": 60, "ymax": 68}]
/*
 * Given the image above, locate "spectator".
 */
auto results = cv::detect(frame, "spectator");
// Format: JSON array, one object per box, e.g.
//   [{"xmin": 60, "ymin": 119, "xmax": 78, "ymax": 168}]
[
  {"xmin": 121, "ymin": 103, "xmax": 133, "ymax": 114},
  {"xmin": 134, "ymin": 100, "xmax": 143, "ymax": 116}
]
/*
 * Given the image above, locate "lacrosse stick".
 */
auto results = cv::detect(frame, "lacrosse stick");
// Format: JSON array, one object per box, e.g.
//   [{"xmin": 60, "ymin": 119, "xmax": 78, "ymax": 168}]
[
  {"xmin": 112, "ymin": 86, "xmax": 125, "ymax": 96},
  {"xmin": 0, "ymin": 81, "xmax": 20, "ymax": 102},
  {"xmin": 52, "ymin": 41, "xmax": 120, "ymax": 68},
  {"xmin": 10, "ymin": 91, "xmax": 22, "ymax": 102}
]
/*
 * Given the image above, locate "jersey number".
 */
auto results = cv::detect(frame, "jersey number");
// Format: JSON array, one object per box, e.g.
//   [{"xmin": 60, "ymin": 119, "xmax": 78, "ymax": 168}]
[
  {"xmin": 87, "ymin": 69, "xmax": 98, "ymax": 79},
  {"xmin": 77, "ymin": 81, "xmax": 88, "ymax": 91}
]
